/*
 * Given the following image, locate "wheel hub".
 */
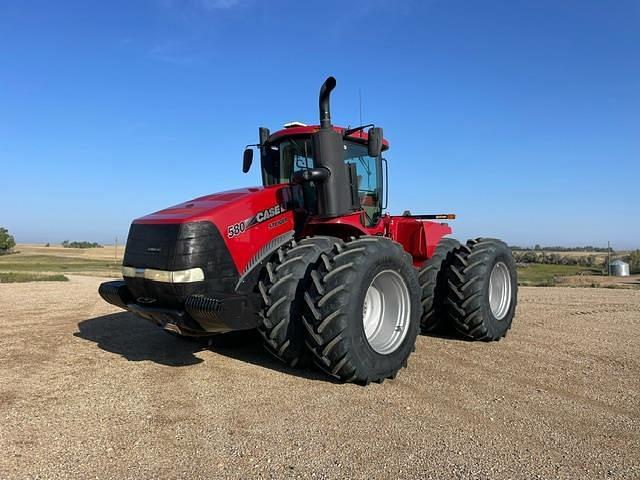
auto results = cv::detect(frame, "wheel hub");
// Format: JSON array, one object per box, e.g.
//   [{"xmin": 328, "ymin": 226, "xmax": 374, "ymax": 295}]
[
  {"xmin": 489, "ymin": 261, "xmax": 512, "ymax": 320},
  {"xmin": 362, "ymin": 270, "xmax": 411, "ymax": 355}
]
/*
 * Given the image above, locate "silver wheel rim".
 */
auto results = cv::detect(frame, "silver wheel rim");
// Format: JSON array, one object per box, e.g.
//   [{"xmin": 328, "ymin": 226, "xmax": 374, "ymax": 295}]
[
  {"xmin": 362, "ymin": 270, "xmax": 411, "ymax": 355},
  {"xmin": 489, "ymin": 262, "xmax": 512, "ymax": 320}
]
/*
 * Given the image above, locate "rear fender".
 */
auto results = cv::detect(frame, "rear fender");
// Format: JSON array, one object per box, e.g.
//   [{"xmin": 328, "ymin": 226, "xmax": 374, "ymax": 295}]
[{"xmin": 388, "ymin": 217, "xmax": 452, "ymax": 265}]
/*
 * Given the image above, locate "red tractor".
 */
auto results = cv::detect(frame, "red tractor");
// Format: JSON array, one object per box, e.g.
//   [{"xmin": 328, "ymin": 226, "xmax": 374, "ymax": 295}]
[{"xmin": 99, "ymin": 77, "xmax": 517, "ymax": 384}]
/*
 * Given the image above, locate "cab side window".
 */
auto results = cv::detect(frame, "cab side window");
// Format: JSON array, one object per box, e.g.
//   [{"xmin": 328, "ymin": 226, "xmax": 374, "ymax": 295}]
[
  {"xmin": 344, "ymin": 142, "xmax": 382, "ymax": 227},
  {"xmin": 281, "ymin": 138, "xmax": 317, "ymax": 213}
]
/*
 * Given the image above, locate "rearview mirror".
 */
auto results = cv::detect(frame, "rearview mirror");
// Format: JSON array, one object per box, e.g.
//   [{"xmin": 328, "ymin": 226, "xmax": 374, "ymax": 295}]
[
  {"xmin": 292, "ymin": 167, "xmax": 330, "ymax": 184},
  {"xmin": 242, "ymin": 148, "xmax": 253, "ymax": 173},
  {"xmin": 367, "ymin": 127, "xmax": 383, "ymax": 157}
]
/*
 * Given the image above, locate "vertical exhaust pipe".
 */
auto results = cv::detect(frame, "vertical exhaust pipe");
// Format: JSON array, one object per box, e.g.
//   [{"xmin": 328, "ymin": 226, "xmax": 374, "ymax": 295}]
[
  {"xmin": 312, "ymin": 75, "xmax": 357, "ymax": 218},
  {"xmin": 319, "ymin": 76, "xmax": 336, "ymax": 129}
]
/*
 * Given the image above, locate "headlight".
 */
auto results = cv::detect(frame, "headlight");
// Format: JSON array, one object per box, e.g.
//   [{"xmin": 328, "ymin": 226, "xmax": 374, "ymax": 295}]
[
  {"xmin": 122, "ymin": 266, "xmax": 204, "ymax": 283},
  {"xmin": 170, "ymin": 268, "xmax": 205, "ymax": 283},
  {"xmin": 122, "ymin": 266, "xmax": 136, "ymax": 277}
]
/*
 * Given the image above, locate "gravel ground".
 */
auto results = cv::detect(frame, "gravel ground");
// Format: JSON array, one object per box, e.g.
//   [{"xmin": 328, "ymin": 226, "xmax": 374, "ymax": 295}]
[{"xmin": 1, "ymin": 276, "xmax": 638, "ymax": 479}]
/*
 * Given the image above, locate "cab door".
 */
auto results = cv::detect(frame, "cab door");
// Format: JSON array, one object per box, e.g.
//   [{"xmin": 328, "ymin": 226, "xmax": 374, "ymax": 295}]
[{"xmin": 344, "ymin": 142, "xmax": 383, "ymax": 227}]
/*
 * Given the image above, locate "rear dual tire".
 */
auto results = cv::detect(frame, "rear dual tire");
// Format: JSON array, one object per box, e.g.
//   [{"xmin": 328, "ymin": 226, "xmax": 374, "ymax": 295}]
[{"xmin": 447, "ymin": 238, "xmax": 517, "ymax": 340}]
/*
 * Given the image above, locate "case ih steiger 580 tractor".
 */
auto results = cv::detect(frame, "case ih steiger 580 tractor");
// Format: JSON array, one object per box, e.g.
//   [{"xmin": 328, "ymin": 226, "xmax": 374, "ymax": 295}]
[{"xmin": 99, "ymin": 77, "xmax": 517, "ymax": 385}]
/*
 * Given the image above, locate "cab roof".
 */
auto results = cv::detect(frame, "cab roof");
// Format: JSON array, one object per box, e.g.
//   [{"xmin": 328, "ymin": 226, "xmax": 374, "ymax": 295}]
[{"xmin": 268, "ymin": 125, "xmax": 390, "ymax": 151}]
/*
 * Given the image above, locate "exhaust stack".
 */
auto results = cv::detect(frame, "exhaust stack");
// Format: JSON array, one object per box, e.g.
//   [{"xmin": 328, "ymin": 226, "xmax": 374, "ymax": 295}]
[
  {"xmin": 319, "ymin": 76, "xmax": 336, "ymax": 129},
  {"xmin": 309, "ymin": 76, "xmax": 359, "ymax": 218}
]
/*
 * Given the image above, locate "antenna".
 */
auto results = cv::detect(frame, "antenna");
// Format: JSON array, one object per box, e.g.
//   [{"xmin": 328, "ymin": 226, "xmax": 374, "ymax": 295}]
[{"xmin": 359, "ymin": 88, "xmax": 363, "ymax": 126}]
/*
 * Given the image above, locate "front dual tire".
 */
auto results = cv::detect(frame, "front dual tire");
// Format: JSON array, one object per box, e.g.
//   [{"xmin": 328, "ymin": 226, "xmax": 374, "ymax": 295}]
[
  {"xmin": 258, "ymin": 235, "xmax": 421, "ymax": 385},
  {"xmin": 257, "ymin": 236, "xmax": 340, "ymax": 366},
  {"xmin": 303, "ymin": 237, "xmax": 421, "ymax": 385}
]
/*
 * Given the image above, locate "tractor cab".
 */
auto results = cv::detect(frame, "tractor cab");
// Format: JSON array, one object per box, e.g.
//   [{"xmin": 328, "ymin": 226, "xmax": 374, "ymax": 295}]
[
  {"xmin": 242, "ymin": 78, "xmax": 389, "ymax": 228},
  {"xmin": 257, "ymin": 125, "xmax": 388, "ymax": 227}
]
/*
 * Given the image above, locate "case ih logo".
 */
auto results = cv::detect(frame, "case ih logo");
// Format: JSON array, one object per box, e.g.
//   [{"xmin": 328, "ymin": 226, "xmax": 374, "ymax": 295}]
[
  {"xmin": 227, "ymin": 204, "xmax": 288, "ymax": 238},
  {"xmin": 255, "ymin": 205, "xmax": 285, "ymax": 223}
]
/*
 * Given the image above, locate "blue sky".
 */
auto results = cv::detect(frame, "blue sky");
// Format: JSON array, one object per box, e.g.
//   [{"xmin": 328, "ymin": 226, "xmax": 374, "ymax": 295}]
[{"xmin": 1, "ymin": 0, "xmax": 638, "ymax": 249}]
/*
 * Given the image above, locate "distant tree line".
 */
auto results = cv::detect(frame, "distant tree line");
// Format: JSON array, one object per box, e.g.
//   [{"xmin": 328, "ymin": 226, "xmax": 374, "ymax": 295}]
[
  {"xmin": 0, "ymin": 227, "xmax": 16, "ymax": 255},
  {"xmin": 512, "ymin": 247, "xmax": 640, "ymax": 273},
  {"xmin": 512, "ymin": 250, "xmax": 600, "ymax": 267},
  {"xmin": 61, "ymin": 240, "xmax": 103, "ymax": 249},
  {"xmin": 510, "ymin": 244, "xmax": 612, "ymax": 253},
  {"xmin": 625, "ymin": 250, "xmax": 640, "ymax": 274}
]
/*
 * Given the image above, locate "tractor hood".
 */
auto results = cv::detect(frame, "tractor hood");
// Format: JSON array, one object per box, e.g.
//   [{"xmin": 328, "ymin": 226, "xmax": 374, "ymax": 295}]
[
  {"xmin": 134, "ymin": 187, "xmax": 275, "ymax": 224},
  {"xmin": 127, "ymin": 185, "xmax": 296, "ymax": 277}
]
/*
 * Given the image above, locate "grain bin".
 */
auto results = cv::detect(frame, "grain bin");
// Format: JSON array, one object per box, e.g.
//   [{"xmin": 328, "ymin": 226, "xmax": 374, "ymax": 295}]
[{"xmin": 610, "ymin": 259, "xmax": 630, "ymax": 276}]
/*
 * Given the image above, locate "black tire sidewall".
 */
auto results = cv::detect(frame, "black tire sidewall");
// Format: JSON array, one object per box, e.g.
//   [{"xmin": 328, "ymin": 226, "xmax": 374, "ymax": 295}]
[
  {"xmin": 419, "ymin": 237, "xmax": 460, "ymax": 332},
  {"xmin": 258, "ymin": 236, "xmax": 340, "ymax": 364},
  {"xmin": 479, "ymin": 245, "xmax": 518, "ymax": 338},
  {"xmin": 338, "ymin": 252, "xmax": 421, "ymax": 379}
]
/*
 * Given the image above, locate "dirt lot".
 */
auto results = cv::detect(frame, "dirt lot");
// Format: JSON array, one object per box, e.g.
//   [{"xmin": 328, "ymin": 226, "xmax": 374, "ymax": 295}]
[
  {"xmin": 556, "ymin": 273, "xmax": 640, "ymax": 289},
  {"xmin": 1, "ymin": 277, "xmax": 638, "ymax": 479}
]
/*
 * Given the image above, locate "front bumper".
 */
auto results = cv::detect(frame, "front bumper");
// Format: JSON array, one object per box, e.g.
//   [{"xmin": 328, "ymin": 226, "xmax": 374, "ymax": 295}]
[{"xmin": 98, "ymin": 280, "xmax": 259, "ymax": 335}]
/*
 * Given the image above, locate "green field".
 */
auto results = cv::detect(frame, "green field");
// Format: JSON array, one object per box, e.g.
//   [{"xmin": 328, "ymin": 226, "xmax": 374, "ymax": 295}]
[
  {"xmin": 0, "ymin": 272, "xmax": 69, "ymax": 283},
  {"xmin": 0, "ymin": 254, "xmax": 120, "ymax": 273},
  {"xmin": 517, "ymin": 264, "xmax": 601, "ymax": 286}
]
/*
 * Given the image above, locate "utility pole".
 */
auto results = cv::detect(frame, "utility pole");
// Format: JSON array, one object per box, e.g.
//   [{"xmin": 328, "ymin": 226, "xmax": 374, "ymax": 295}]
[
  {"xmin": 607, "ymin": 241, "xmax": 611, "ymax": 276},
  {"xmin": 115, "ymin": 236, "xmax": 118, "ymax": 265}
]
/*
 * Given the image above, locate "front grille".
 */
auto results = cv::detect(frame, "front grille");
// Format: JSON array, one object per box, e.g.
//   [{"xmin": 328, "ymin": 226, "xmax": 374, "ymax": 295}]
[{"xmin": 123, "ymin": 221, "xmax": 239, "ymax": 307}]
